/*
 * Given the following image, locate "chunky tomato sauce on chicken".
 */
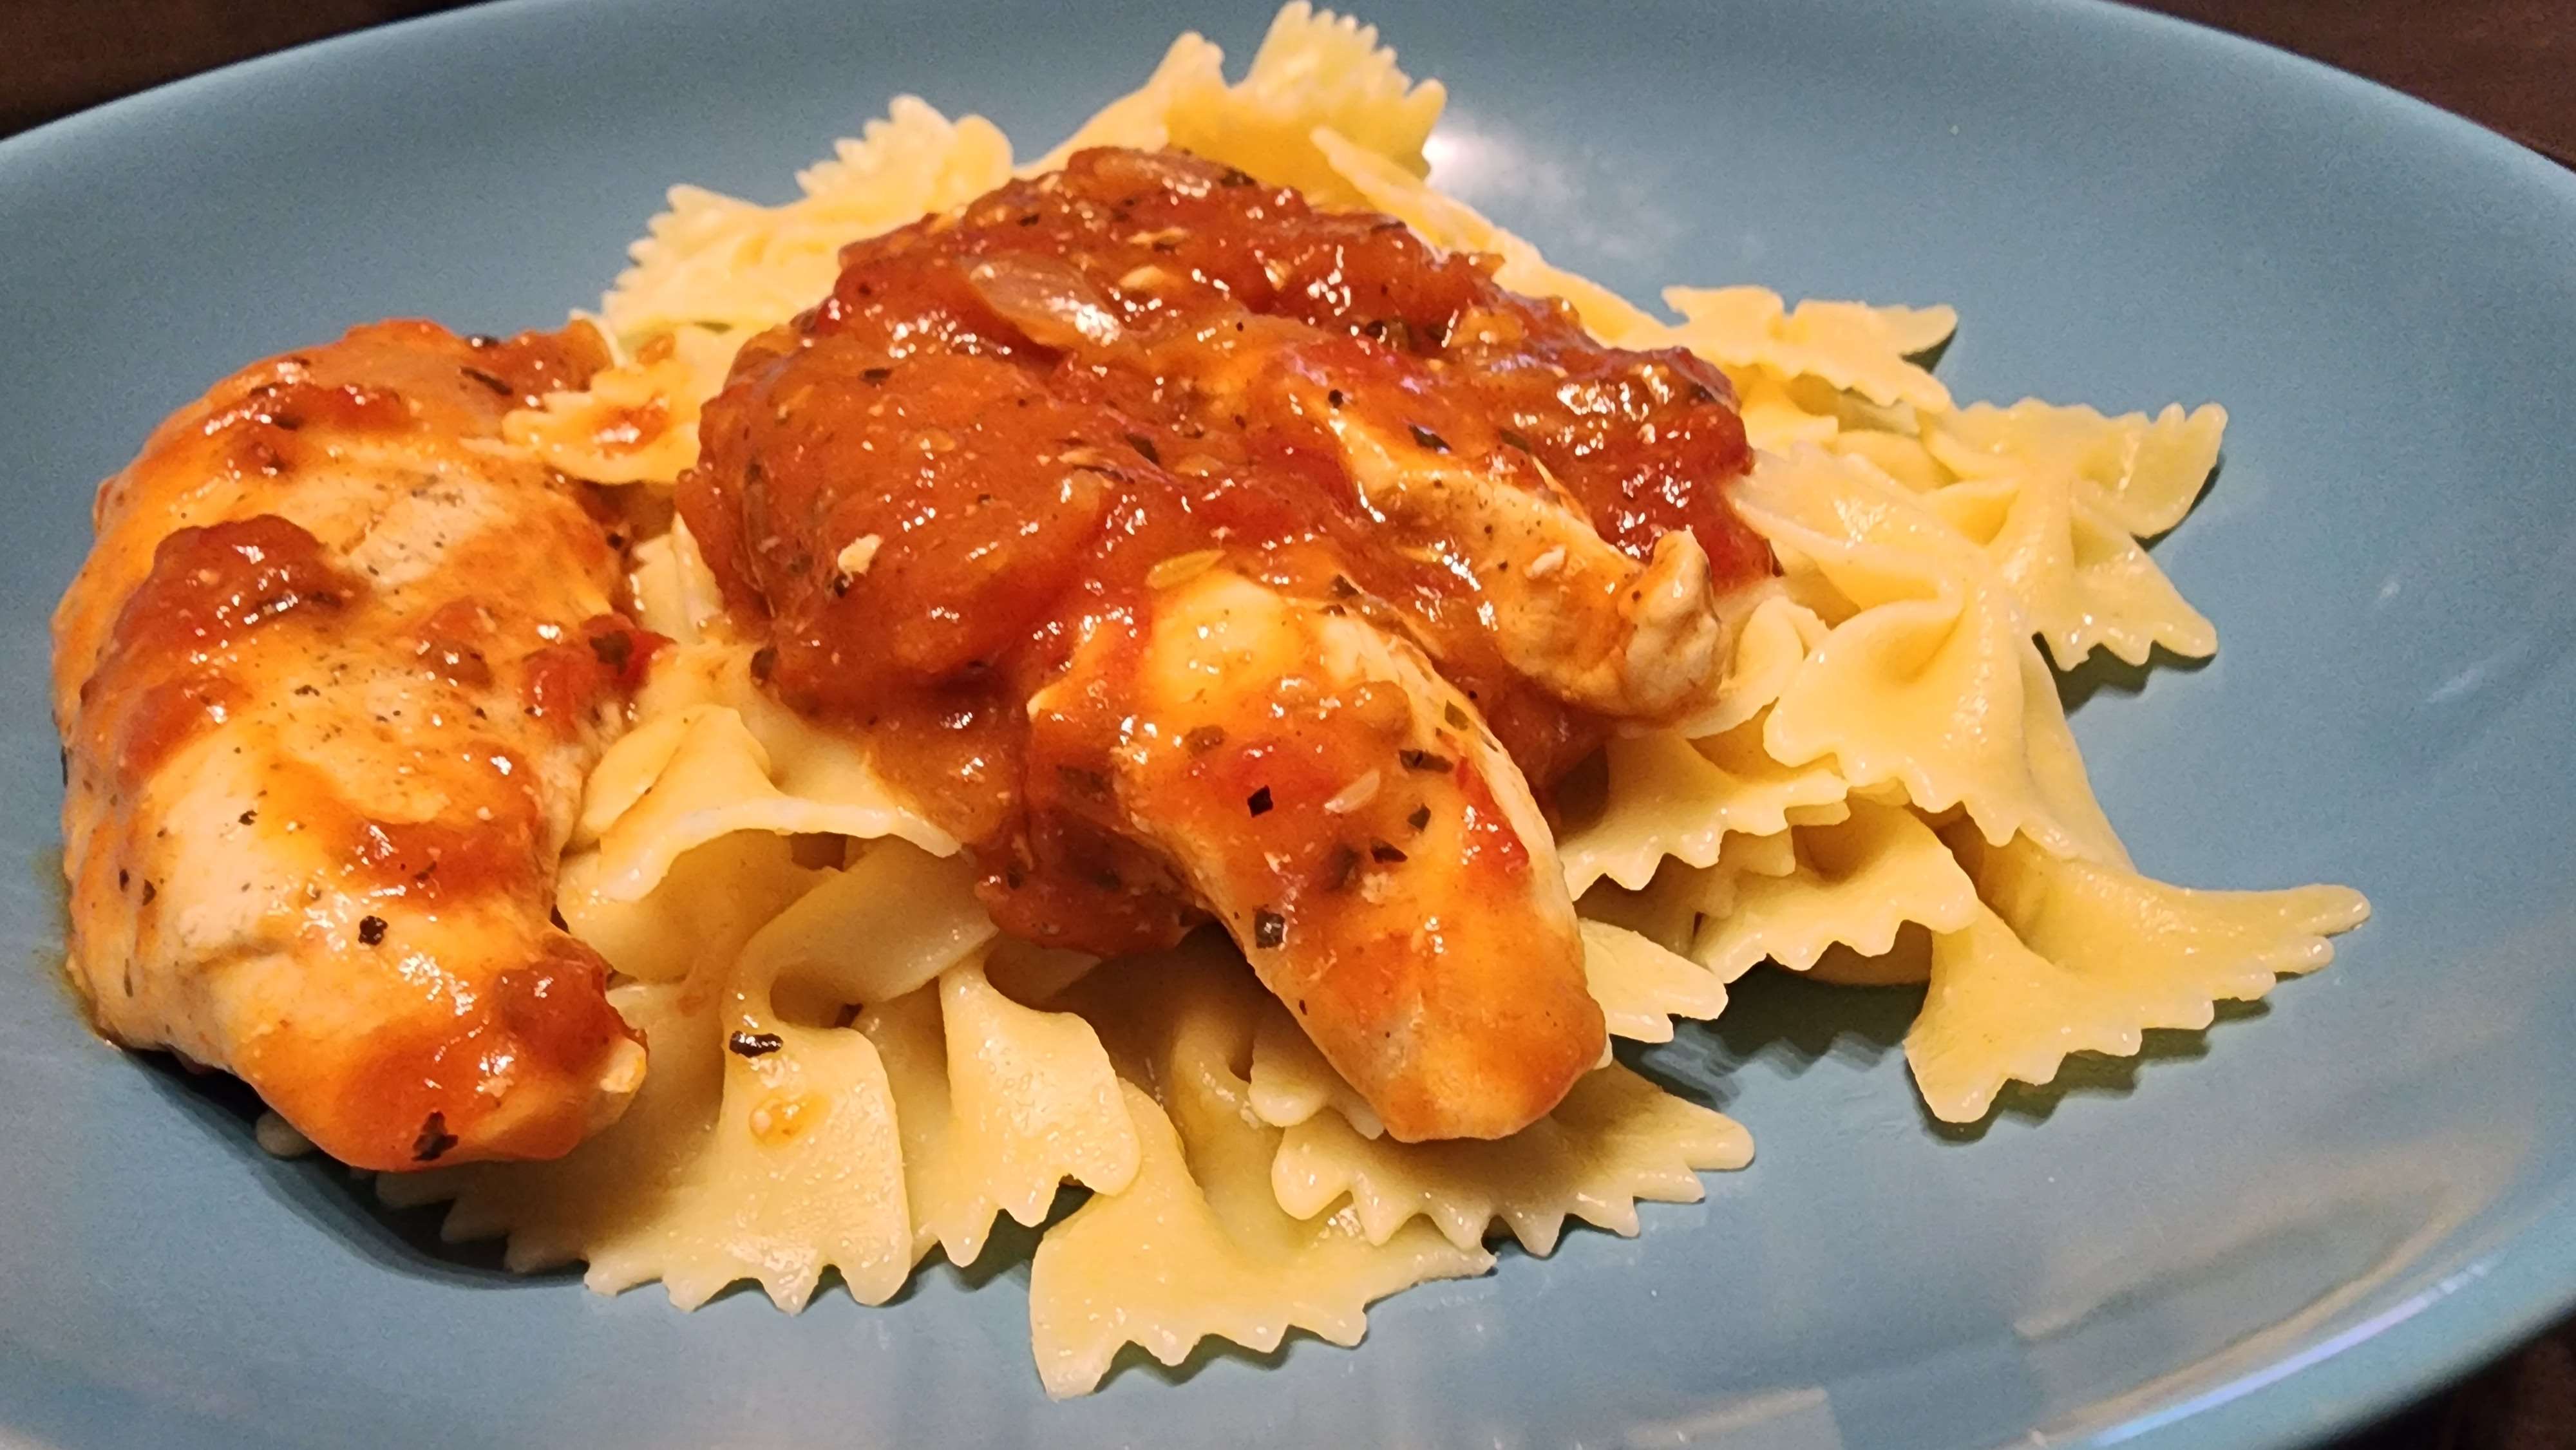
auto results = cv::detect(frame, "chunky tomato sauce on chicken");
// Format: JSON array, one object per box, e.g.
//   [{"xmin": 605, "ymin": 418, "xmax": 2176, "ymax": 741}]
[
  {"xmin": 684, "ymin": 147, "xmax": 1768, "ymax": 968},
  {"xmin": 54, "ymin": 321, "xmax": 658, "ymax": 1169}
]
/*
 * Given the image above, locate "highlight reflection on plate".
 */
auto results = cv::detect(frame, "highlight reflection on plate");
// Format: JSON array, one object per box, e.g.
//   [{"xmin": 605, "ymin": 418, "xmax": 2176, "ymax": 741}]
[{"xmin": 0, "ymin": 2, "xmax": 2571, "ymax": 1447}]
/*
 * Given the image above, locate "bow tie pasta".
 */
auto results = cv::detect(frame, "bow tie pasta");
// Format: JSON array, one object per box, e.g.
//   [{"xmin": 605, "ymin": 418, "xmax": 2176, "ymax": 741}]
[{"xmin": 381, "ymin": 0, "xmax": 2365, "ymax": 1396}]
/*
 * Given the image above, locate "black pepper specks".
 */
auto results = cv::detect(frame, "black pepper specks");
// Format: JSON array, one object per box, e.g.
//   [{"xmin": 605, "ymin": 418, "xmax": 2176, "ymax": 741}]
[
  {"xmin": 1253, "ymin": 909, "xmax": 1287, "ymax": 950},
  {"xmin": 1408, "ymin": 423, "xmax": 1450, "ymax": 453},
  {"xmin": 357, "ymin": 915, "xmax": 388, "ymax": 946},
  {"xmin": 140, "ymin": 881, "xmax": 156, "ymax": 905},
  {"xmin": 1246, "ymin": 785, "xmax": 1274, "ymax": 817},
  {"xmin": 728, "ymin": 1031, "xmax": 785, "ymax": 1059},
  {"xmin": 1399, "ymin": 748, "xmax": 1454, "ymax": 773},
  {"xmin": 238, "ymin": 809, "xmax": 258, "ymax": 825},
  {"xmin": 1323, "ymin": 843, "xmax": 1361, "ymax": 891},
  {"xmin": 1184, "ymin": 724, "xmax": 1227, "ymax": 755},
  {"xmin": 460, "ymin": 365, "xmax": 516, "ymax": 397},
  {"xmin": 1497, "ymin": 426, "xmax": 1537, "ymax": 454},
  {"xmin": 1327, "ymin": 388, "xmax": 1347, "ymax": 409},
  {"xmin": 1123, "ymin": 431, "xmax": 1162, "ymax": 466},
  {"xmin": 412, "ymin": 1112, "xmax": 459, "ymax": 1163},
  {"xmin": 588, "ymin": 632, "xmax": 634, "ymax": 671},
  {"xmin": 1406, "ymin": 804, "xmax": 1432, "ymax": 832},
  {"xmin": 860, "ymin": 366, "xmax": 893, "ymax": 384},
  {"xmin": 1370, "ymin": 840, "xmax": 1408, "ymax": 864}
]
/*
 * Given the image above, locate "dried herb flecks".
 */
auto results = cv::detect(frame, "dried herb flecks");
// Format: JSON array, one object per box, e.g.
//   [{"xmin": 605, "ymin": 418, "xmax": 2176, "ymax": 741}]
[
  {"xmin": 412, "ymin": 1111, "xmax": 459, "ymax": 1163},
  {"xmin": 1324, "ymin": 843, "xmax": 1361, "ymax": 890}
]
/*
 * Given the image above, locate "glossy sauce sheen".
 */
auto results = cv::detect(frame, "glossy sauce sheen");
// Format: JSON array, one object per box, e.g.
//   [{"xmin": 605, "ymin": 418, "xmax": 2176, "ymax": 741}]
[
  {"xmin": 685, "ymin": 147, "xmax": 1766, "ymax": 957},
  {"xmin": 53, "ymin": 321, "xmax": 655, "ymax": 1171}
]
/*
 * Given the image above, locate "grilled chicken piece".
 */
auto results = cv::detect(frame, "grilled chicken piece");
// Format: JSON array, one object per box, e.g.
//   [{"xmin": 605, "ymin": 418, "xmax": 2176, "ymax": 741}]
[
  {"xmin": 683, "ymin": 147, "xmax": 1775, "ymax": 1140},
  {"xmin": 52, "ymin": 319, "xmax": 653, "ymax": 1171},
  {"xmin": 1028, "ymin": 569, "xmax": 1602, "ymax": 1140},
  {"xmin": 1175, "ymin": 333, "xmax": 1726, "ymax": 719}
]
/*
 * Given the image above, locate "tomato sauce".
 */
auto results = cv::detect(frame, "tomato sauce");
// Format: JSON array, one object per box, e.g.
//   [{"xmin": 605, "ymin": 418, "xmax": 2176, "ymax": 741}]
[
  {"xmin": 681, "ymin": 146, "xmax": 1768, "ymax": 953},
  {"xmin": 79, "ymin": 516, "xmax": 355, "ymax": 784}
]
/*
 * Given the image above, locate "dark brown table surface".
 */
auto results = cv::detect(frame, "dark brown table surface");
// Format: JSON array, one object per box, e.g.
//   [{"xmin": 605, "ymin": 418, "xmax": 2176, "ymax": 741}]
[{"xmin": 5, "ymin": 1, "xmax": 2570, "ymax": 1445}]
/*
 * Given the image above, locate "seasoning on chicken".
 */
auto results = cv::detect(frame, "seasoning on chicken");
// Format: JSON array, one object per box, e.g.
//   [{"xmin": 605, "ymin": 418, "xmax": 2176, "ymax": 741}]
[
  {"xmin": 1035, "ymin": 567, "xmax": 1602, "ymax": 1140},
  {"xmin": 52, "ymin": 320, "xmax": 656, "ymax": 1172},
  {"xmin": 681, "ymin": 147, "xmax": 1772, "ymax": 1138}
]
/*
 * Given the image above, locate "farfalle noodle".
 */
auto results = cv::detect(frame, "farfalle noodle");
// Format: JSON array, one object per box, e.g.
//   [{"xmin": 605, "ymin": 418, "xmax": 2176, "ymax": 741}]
[
  {"xmin": 1034, "ymin": 956, "xmax": 1490, "ymax": 1397},
  {"xmin": 1921, "ymin": 400, "xmax": 2227, "ymax": 668},
  {"xmin": 383, "ymin": 1, "xmax": 2372, "ymax": 1398},
  {"xmin": 1681, "ymin": 800, "xmax": 1979, "ymax": 978},
  {"xmin": 1907, "ymin": 831, "xmax": 2369, "ymax": 1120},
  {"xmin": 1270, "ymin": 1062, "xmax": 1752, "ymax": 1254}
]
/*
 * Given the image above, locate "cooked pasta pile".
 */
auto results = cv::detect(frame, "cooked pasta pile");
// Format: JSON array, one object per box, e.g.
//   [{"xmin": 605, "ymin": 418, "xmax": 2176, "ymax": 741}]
[{"xmin": 384, "ymin": 4, "xmax": 2367, "ymax": 1395}]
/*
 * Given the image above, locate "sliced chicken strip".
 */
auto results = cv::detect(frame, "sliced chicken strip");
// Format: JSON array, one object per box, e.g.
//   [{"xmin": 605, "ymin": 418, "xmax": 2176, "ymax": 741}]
[
  {"xmin": 1319, "ymin": 408, "xmax": 1724, "ymax": 718},
  {"xmin": 1027, "ymin": 569, "xmax": 1603, "ymax": 1140},
  {"xmin": 1144, "ymin": 315, "xmax": 1729, "ymax": 721},
  {"xmin": 52, "ymin": 320, "xmax": 652, "ymax": 1171}
]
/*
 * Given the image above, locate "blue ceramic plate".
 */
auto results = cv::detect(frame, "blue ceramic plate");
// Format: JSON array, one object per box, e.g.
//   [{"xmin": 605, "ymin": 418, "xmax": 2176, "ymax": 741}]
[{"xmin": 3, "ymin": 1, "xmax": 2571, "ymax": 1445}]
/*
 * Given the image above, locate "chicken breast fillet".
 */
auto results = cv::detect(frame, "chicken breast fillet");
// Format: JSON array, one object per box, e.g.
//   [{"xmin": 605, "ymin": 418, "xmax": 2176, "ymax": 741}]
[
  {"xmin": 683, "ymin": 147, "xmax": 1776, "ymax": 1142},
  {"xmin": 1029, "ymin": 568, "xmax": 1602, "ymax": 1140},
  {"xmin": 52, "ymin": 319, "xmax": 654, "ymax": 1171}
]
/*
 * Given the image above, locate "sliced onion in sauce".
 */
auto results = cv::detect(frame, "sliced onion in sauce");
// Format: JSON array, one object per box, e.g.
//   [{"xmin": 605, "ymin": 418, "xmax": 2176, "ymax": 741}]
[{"xmin": 965, "ymin": 255, "xmax": 1125, "ymax": 350}]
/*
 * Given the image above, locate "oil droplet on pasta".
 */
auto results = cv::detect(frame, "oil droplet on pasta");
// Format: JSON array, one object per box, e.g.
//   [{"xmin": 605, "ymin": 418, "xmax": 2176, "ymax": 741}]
[{"xmin": 748, "ymin": 1091, "xmax": 824, "ymax": 1145}]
